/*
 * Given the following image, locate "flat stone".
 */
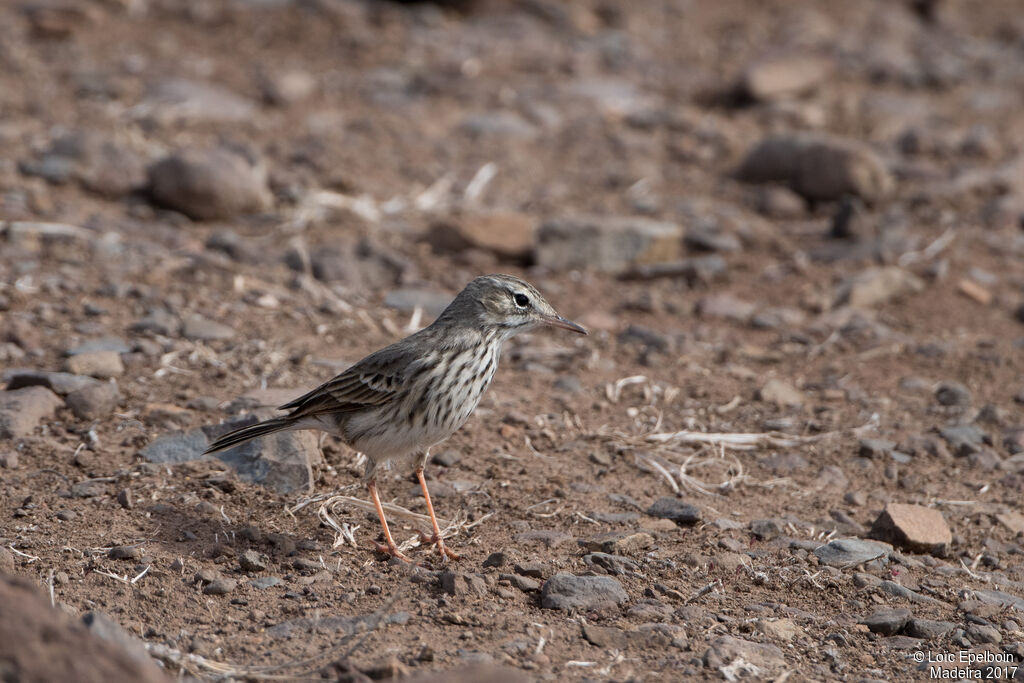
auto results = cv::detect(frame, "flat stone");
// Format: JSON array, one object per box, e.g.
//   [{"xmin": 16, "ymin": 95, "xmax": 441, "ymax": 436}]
[
  {"xmin": 250, "ymin": 577, "xmax": 282, "ymax": 590},
  {"xmin": 758, "ymin": 379, "xmax": 805, "ymax": 408},
  {"xmin": 0, "ymin": 386, "xmax": 63, "ymax": 438},
  {"xmin": 131, "ymin": 309, "xmax": 180, "ymax": 337},
  {"xmin": 966, "ymin": 623, "xmax": 1001, "ymax": 644},
  {"xmin": 499, "ymin": 573, "xmax": 540, "ymax": 592},
  {"xmin": 703, "ymin": 635, "xmax": 787, "ymax": 672},
  {"xmin": 972, "ymin": 589, "xmax": 1024, "ymax": 612},
  {"xmin": 995, "ymin": 511, "xmax": 1024, "ymax": 534},
  {"xmin": 65, "ymin": 338, "xmax": 131, "ymax": 355},
  {"xmin": 738, "ymin": 55, "xmax": 830, "ymax": 102},
  {"xmin": 935, "ymin": 382, "xmax": 971, "ymax": 407},
  {"xmin": 834, "ymin": 267, "xmax": 924, "ymax": 309},
  {"xmin": 139, "ymin": 429, "xmax": 209, "ymax": 464},
  {"xmin": 939, "ymin": 424, "xmax": 986, "ymax": 456},
  {"xmin": 535, "ymin": 215, "xmax": 684, "ymax": 275},
  {"xmin": 202, "ymin": 579, "xmax": 237, "ymax": 596},
  {"xmin": 540, "ymin": 573, "xmax": 627, "ymax": 612},
  {"xmin": 736, "ymin": 132, "xmax": 893, "ymax": 202},
  {"xmin": 65, "ymin": 381, "xmax": 121, "ymax": 420},
  {"xmin": 147, "ymin": 147, "xmax": 271, "ymax": 221},
  {"xmin": 581, "ymin": 553, "xmax": 638, "ymax": 576},
  {"xmin": 141, "ymin": 78, "xmax": 256, "ymax": 125},
  {"xmin": 861, "ymin": 608, "xmax": 912, "ymax": 636},
  {"xmin": 755, "ymin": 618, "xmax": 803, "ymax": 642},
  {"xmin": 427, "ymin": 211, "xmax": 536, "ymax": 259},
  {"xmin": 696, "ymin": 294, "xmax": 756, "ymax": 323},
  {"xmin": 578, "ymin": 531, "xmax": 653, "ymax": 555},
  {"xmin": 513, "ymin": 530, "xmax": 574, "ymax": 549},
  {"xmin": 207, "ymin": 419, "xmax": 323, "ymax": 494},
  {"xmin": 582, "ymin": 624, "xmax": 669, "ymax": 649},
  {"xmin": 64, "ymin": 350, "xmax": 123, "ymax": 379},
  {"xmin": 750, "ymin": 519, "xmax": 783, "ymax": 541},
  {"xmin": 646, "ymin": 497, "xmax": 701, "ymax": 524},
  {"xmin": 482, "ymin": 552, "xmax": 508, "ymax": 569},
  {"xmin": 108, "ymin": 546, "xmax": 142, "ymax": 560},
  {"xmin": 239, "ymin": 550, "xmax": 269, "ymax": 572},
  {"xmin": 813, "ymin": 539, "xmax": 891, "ymax": 567},
  {"xmin": 2, "ymin": 369, "xmax": 98, "ymax": 395},
  {"xmin": 905, "ymin": 619, "xmax": 956, "ymax": 639},
  {"xmin": 182, "ymin": 314, "xmax": 235, "ymax": 342},
  {"xmin": 869, "ymin": 504, "xmax": 951, "ymax": 555},
  {"xmin": 439, "ymin": 571, "xmax": 488, "ymax": 598}
]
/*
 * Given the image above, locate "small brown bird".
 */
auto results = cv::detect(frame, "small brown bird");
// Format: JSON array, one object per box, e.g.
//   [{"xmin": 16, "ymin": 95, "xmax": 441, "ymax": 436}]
[{"xmin": 204, "ymin": 274, "xmax": 586, "ymax": 561}]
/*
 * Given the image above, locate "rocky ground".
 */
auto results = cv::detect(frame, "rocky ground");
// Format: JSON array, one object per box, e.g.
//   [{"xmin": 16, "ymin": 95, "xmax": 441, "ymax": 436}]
[{"xmin": 2, "ymin": 0, "xmax": 1024, "ymax": 680}]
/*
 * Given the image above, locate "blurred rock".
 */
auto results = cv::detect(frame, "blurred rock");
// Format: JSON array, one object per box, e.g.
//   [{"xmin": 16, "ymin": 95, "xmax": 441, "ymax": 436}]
[
  {"xmin": 646, "ymin": 497, "xmax": 701, "ymax": 524},
  {"xmin": 0, "ymin": 386, "xmax": 63, "ymax": 438},
  {"xmin": 64, "ymin": 350, "xmax": 124, "ymax": 379},
  {"xmin": 696, "ymin": 294, "xmax": 756, "ymax": 323},
  {"xmin": 535, "ymin": 215, "xmax": 683, "ymax": 274},
  {"xmin": 0, "ymin": 574, "xmax": 171, "ymax": 683},
  {"xmin": 861, "ymin": 608, "xmax": 912, "ymax": 636},
  {"xmin": 755, "ymin": 186, "xmax": 806, "ymax": 218},
  {"xmin": 736, "ymin": 133, "xmax": 893, "ymax": 202},
  {"xmin": 21, "ymin": 131, "xmax": 146, "ymax": 198},
  {"xmin": 758, "ymin": 379, "xmax": 805, "ymax": 408},
  {"xmin": 834, "ymin": 267, "xmax": 924, "ymax": 308},
  {"xmin": 140, "ymin": 78, "xmax": 257, "ymax": 125},
  {"xmin": 182, "ymin": 314, "xmax": 235, "ymax": 342},
  {"xmin": 813, "ymin": 538, "xmax": 891, "ymax": 567},
  {"xmin": 131, "ymin": 309, "xmax": 180, "ymax": 337},
  {"xmin": 3, "ymin": 369, "xmax": 98, "ymax": 395},
  {"xmin": 427, "ymin": 211, "xmax": 535, "ymax": 260},
  {"xmin": 65, "ymin": 381, "xmax": 121, "ymax": 420},
  {"xmin": 935, "ymin": 382, "xmax": 971, "ymax": 407},
  {"xmin": 738, "ymin": 55, "xmax": 831, "ymax": 102},
  {"xmin": 147, "ymin": 147, "xmax": 272, "ymax": 221},
  {"xmin": 869, "ymin": 503, "xmax": 951, "ymax": 555},
  {"xmin": 260, "ymin": 69, "xmax": 317, "ymax": 106},
  {"xmin": 703, "ymin": 635, "xmax": 787, "ymax": 672}
]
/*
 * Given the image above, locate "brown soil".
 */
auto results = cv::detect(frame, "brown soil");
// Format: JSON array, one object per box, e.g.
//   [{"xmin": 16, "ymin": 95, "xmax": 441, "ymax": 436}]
[{"xmin": 2, "ymin": 0, "xmax": 1024, "ymax": 681}]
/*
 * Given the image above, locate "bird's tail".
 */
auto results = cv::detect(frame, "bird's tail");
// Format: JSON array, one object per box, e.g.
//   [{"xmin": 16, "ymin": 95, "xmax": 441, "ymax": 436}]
[{"xmin": 203, "ymin": 417, "xmax": 293, "ymax": 454}]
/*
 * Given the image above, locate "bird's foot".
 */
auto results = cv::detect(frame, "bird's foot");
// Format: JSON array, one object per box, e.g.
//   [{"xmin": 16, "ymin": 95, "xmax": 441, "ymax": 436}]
[
  {"xmin": 374, "ymin": 541, "xmax": 413, "ymax": 563},
  {"xmin": 418, "ymin": 531, "xmax": 461, "ymax": 561}
]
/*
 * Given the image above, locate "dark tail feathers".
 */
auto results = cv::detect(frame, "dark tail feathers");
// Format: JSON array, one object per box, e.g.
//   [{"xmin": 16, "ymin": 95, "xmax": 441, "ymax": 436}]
[{"xmin": 203, "ymin": 417, "xmax": 293, "ymax": 454}]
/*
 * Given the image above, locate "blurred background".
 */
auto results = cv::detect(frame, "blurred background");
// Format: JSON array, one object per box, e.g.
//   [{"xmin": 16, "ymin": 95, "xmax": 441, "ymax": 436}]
[{"xmin": 3, "ymin": 0, "xmax": 1024, "ymax": 680}]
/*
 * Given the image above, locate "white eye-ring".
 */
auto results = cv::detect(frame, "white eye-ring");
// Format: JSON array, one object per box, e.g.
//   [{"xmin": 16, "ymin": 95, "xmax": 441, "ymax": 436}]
[{"xmin": 513, "ymin": 293, "xmax": 530, "ymax": 307}]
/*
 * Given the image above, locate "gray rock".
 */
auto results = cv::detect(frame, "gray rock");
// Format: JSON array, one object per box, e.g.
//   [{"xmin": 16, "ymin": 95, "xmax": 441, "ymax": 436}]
[
  {"xmin": 869, "ymin": 503, "xmax": 951, "ymax": 556},
  {"xmin": 384, "ymin": 289, "xmax": 453, "ymax": 317},
  {"xmin": 202, "ymin": 579, "xmax": 237, "ymax": 595},
  {"xmin": 131, "ymin": 309, "xmax": 180, "ymax": 337},
  {"xmin": 147, "ymin": 147, "xmax": 271, "ymax": 221},
  {"xmin": 535, "ymin": 215, "xmax": 684, "ymax": 275},
  {"xmin": 139, "ymin": 429, "xmax": 209, "ymax": 464},
  {"xmin": 440, "ymin": 571, "xmax": 488, "ymax": 597},
  {"xmin": 250, "ymin": 577, "xmax": 282, "ymax": 590},
  {"xmin": 65, "ymin": 381, "xmax": 121, "ymax": 420},
  {"xmin": 758, "ymin": 379, "xmax": 805, "ymax": 408},
  {"xmin": 141, "ymin": 78, "xmax": 256, "ymax": 124},
  {"xmin": 81, "ymin": 611, "xmax": 154, "ymax": 671},
  {"xmin": 861, "ymin": 608, "xmax": 912, "ymax": 636},
  {"xmin": 33, "ymin": 132, "xmax": 147, "ymax": 198},
  {"xmin": 906, "ymin": 619, "xmax": 956, "ymax": 639},
  {"xmin": 500, "ymin": 573, "xmax": 540, "ymax": 592},
  {"xmin": 967, "ymin": 623, "xmax": 1001, "ymax": 644},
  {"xmin": 736, "ymin": 133, "xmax": 893, "ymax": 202},
  {"xmin": 972, "ymin": 589, "xmax": 1024, "ymax": 612},
  {"xmin": 749, "ymin": 519, "xmax": 783, "ymax": 541},
  {"xmin": 0, "ymin": 386, "xmax": 63, "ymax": 438},
  {"xmin": 260, "ymin": 69, "xmax": 317, "ymax": 106},
  {"xmin": 935, "ymin": 382, "xmax": 971, "ymax": 407},
  {"xmin": 813, "ymin": 539, "xmax": 891, "ymax": 567},
  {"xmin": 703, "ymin": 635, "xmax": 787, "ymax": 671},
  {"xmin": 696, "ymin": 294, "xmax": 756, "ymax": 323},
  {"xmin": 482, "ymin": 552, "xmax": 507, "ymax": 568},
  {"xmin": 939, "ymin": 424, "xmax": 986, "ymax": 456},
  {"xmin": 646, "ymin": 497, "xmax": 701, "ymax": 524},
  {"xmin": 859, "ymin": 439, "xmax": 896, "ymax": 458},
  {"xmin": 512, "ymin": 530, "xmax": 574, "ymax": 549},
  {"xmin": 239, "ymin": 550, "xmax": 268, "ymax": 572},
  {"xmin": 540, "ymin": 573, "xmax": 628, "ymax": 611},
  {"xmin": 65, "ymin": 338, "xmax": 132, "ymax": 355},
  {"xmin": 182, "ymin": 314, "xmax": 235, "ymax": 342},
  {"xmin": 2, "ymin": 369, "xmax": 98, "ymax": 395},
  {"xmin": 582, "ymin": 553, "xmax": 639, "ymax": 576},
  {"xmin": 108, "ymin": 546, "xmax": 142, "ymax": 560},
  {"xmin": 210, "ymin": 424, "xmax": 322, "ymax": 494},
  {"xmin": 64, "ymin": 350, "xmax": 123, "ymax": 379}
]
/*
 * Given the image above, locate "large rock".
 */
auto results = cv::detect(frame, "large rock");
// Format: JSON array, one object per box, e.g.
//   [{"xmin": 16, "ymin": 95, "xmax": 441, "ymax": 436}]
[
  {"xmin": 736, "ymin": 133, "xmax": 893, "ymax": 202},
  {"xmin": 22, "ymin": 131, "xmax": 146, "ymax": 198},
  {"xmin": 427, "ymin": 211, "xmax": 536, "ymax": 260},
  {"xmin": 65, "ymin": 381, "xmax": 121, "ymax": 420},
  {"xmin": 540, "ymin": 573, "xmax": 628, "ymax": 611},
  {"xmin": 738, "ymin": 55, "xmax": 831, "ymax": 102},
  {"xmin": 813, "ymin": 539, "xmax": 892, "ymax": 567},
  {"xmin": 535, "ymin": 215, "xmax": 683, "ymax": 274},
  {"xmin": 141, "ymin": 416, "xmax": 323, "ymax": 493},
  {"xmin": 147, "ymin": 147, "xmax": 272, "ymax": 221},
  {"xmin": 64, "ymin": 350, "xmax": 123, "ymax": 379},
  {"xmin": 0, "ymin": 386, "xmax": 63, "ymax": 438},
  {"xmin": 3, "ymin": 369, "xmax": 98, "ymax": 395},
  {"xmin": 703, "ymin": 635, "xmax": 787, "ymax": 673},
  {"xmin": 0, "ymin": 573, "xmax": 171, "ymax": 683},
  {"xmin": 869, "ymin": 503, "xmax": 951, "ymax": 555}
]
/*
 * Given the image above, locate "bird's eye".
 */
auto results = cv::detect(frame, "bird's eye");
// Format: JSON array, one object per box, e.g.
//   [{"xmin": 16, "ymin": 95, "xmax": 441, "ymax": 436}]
[{"xmin": 513, "ymin": 293, "xmax": 530, "ymax": 307}]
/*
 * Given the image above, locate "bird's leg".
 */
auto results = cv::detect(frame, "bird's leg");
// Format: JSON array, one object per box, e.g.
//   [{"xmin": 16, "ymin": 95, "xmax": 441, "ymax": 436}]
[
  {"xmin": 416, "ymin": 466, "xmax": 460, "ymax": 561},
  {"xmin": 366, "ymin": 480, "xmax": 411, "ymax": 563}
]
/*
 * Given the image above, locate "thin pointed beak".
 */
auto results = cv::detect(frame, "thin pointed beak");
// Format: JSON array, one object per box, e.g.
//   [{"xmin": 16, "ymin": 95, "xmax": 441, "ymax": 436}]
[{"xmin": 540, "ymin": 314, "xmax": 588, "ymax": 335}]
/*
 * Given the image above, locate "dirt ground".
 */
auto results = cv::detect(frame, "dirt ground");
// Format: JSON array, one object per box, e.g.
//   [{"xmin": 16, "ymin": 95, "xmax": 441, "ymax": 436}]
[{"xmin": 2, "ymin": 0, "xmax": 1024, "ymax": 680}]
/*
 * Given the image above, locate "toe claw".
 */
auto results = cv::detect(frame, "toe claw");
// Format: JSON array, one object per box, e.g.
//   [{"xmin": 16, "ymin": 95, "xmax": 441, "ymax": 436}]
[{"xmin": 373, "ymin": 542, "xmax": 413, "ymax": 563}]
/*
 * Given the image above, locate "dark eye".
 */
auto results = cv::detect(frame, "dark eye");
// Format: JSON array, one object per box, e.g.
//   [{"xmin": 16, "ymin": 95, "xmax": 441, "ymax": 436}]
[{"xmin": 513, "ymin": 293, "xmax": 530, "ymax": 307}]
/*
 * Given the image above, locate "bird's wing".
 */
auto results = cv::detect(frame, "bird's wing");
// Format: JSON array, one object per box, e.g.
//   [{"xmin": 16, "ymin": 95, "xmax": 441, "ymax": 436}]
[{"xmin": 278, "ymin": 342, "xmax": 418, "ymax": 419}]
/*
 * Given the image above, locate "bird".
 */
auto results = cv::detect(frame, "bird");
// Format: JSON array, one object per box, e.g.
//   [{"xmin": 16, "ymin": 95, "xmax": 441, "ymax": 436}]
[{"xmin": 203, "ymin": 274, "xmax": 587, "ymax": 562}]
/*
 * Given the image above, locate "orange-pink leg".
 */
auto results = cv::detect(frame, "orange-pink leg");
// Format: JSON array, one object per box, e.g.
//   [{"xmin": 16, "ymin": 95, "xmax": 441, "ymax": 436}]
[
  {"xmin": 367, "ymin": 480, "xmax": 411, "ymax": 563},
  {"xmin": 416, "ymin": 467, "xmax": 460, "ymax": 561}
]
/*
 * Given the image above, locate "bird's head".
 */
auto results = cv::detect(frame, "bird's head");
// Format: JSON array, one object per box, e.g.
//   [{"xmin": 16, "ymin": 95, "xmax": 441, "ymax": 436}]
[{"xmin": 442, "ymin": 274, "xmax": 587, "ymax": 339}]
